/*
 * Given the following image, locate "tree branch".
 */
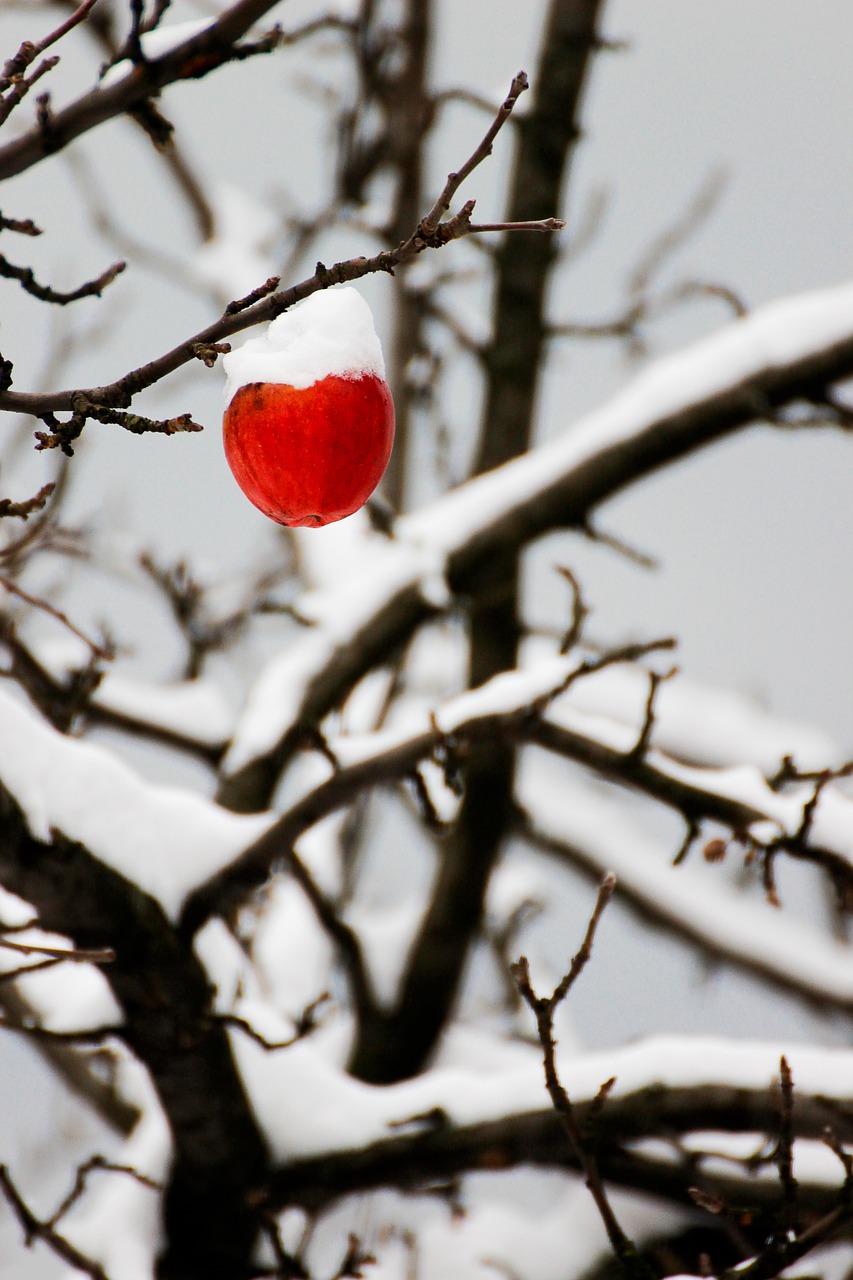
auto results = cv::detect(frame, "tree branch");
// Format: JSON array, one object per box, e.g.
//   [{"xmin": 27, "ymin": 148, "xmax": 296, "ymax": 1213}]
[
  {"xmin": 265, "ymin": 1050, "xmax": 853, "ymax": 1214},
  {"xmin": 0, "ymin": 781, "xmax": 271, "ymax": 1279},
  {"xmin": 0, "ymin": 72, "xmax": 553, "ymax": 425},
  {"xmin": 511, "ymin": 877, "xmax": 653, "ymax": 1280},
  {"xmin": 216, "ymin": 278, "xmax": 853, "ymax": 813},
  {"xmin": 182, "ymin": 641, "xmax": 673, "ymax": 935},
  {"xmin": 0, "ymin": 0, "xmax": 284, "ymax": 182},
  {"xmin": 0, "ymin": 1165, "xmax": 109, "ymax": 1280}
]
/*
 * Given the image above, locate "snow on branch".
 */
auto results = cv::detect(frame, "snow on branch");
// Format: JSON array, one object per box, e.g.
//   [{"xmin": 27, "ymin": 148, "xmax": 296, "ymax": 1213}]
[
  {"xmin": 219, "ymin": 278, "xmax": 853, "ymax": 805},
  {"xmin": 519, "ymin": 759, "xmax": 853, "ymax": 1016},
  {"xmin": 183, "ymin": 644, "xmax": 675, "ymax": 932},
  {"xmin": 185, "ymin": 643, "xmax": 853, "ymax": 940},
  {"xmin": 550, "ymin": 662, "xmax": 837, "ymax": 774},
  {"xmin": 0, "ymin": 685, "xmax": 270, "ymax": 919},
  {"xmin": 257, "ymin": 1032, "xmax": 853, "ymax": 1203}
]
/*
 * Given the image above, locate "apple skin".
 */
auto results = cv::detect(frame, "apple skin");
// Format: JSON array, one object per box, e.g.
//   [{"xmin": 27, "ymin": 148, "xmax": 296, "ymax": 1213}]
[{"xmin": 223, "ymin": 373, "xmax": 395, "ymax": 527}]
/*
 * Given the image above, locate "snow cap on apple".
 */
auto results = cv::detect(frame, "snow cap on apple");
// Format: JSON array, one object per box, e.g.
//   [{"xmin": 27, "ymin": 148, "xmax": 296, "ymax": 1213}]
[{"xmin": 222, "ymin": 287, "xmax": 395, "ymax": 528}]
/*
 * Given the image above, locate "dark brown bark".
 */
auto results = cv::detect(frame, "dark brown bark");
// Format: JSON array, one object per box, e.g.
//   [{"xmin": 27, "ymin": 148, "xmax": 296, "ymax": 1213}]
[
  {"xmin": 0, "ymin": 0, "xmax": 283, "ymax": 183},
  {"xmin": 212, "ymin": 322, "xmax": 853, "ymax": 819},
  {"xmin": 348, "ymin": 0, "xmax": 605, "ymax": 1083},
  {"xmin": 0, "ymin": 782, "xmax": 270, "ymax": 1280},
  {"xmin": 376, "ymin": 0, "xmax": 433, "ymax": 510},
  {"xmin": 266, "ymin": 1079, "xmax": 853, "ymax": 1213}
]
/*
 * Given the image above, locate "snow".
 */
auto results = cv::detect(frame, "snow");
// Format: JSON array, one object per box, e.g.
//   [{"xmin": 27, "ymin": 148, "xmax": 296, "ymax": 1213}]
[
  {"xmin": 223, "ymin": 286, "xmax": 387, "ymax": 401},
  {"xmin": 237, "ymin": 649, "xmax": 853, "ymax": 898},
  {"xmin": 519, "ymin": 756, "xmax": 853, "ymax": 1010},
  {"xmin": 0, "ymin": 886, "xmax": 36, "ymax": 928},
  {"xmin": 546, "ymin": 658, "xmax": 838, "ymax": 772},
  {"xmin": 224, "ymin": 278, "xmax": 853, "ymax": 776},
  {"xmin": 98, "ymin": 19, "xmax": 215, "ymax": 89},
  {"xmin": 344, "ymin": 899, "xmax": 425, "ymax": 1006},
  {"xmin": 94, "ymin": 673, "xmax": 234, "ymax": 748},
  {"xmin": 674, "ymin": 1131, "xmax": 846, "ymax": 1188},
  {"xmin": 6, "ymin": 939, "xmax": 123, "ymax": 1031},
  {"xmin": 251, "ymin": 878, "xmax": 337, "ymax": 1019},
  {"xmin": 62, "ymin": 1055, "xmax": 171, "ymax": 1280},
  {"xmin": 14, "ymin": 635, "xmax": 234, "ymax": 749},
  {"xmin": 0, "ymin": 686, "xmax": 271, "ymax": 919},
  {"xmin": 233, "ymin": 1025, "xmax": 853, "ymax": 1163},
  {"xmin": 399, "ymin": 278, "xmax": 853, "ymax": 554},
  {"xmin": 222, "ymin": 536, "xmax": 445, "ymax": 772},
  {"xmin": 289, "ymin": 508, "xmax": 383, "ymax": 591},
  {"xmin": 323, "ymin": 655, "xmax": 581, "ymax": 771},
  {"xmin": 322, "ymin": 1175, "xmax": 682, "ymax": 1280}
]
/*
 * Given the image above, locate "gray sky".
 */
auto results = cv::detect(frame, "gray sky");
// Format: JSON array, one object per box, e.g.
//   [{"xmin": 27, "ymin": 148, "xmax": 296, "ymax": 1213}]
[{"xmin": 0, "ymin": 0, "xmax": 850, "ymax": 747}]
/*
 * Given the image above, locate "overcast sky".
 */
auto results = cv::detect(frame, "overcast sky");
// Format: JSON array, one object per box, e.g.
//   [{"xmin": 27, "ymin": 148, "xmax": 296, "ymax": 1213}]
[{"xmin": 1, "ymin": 0, "xmax": 850, "ymax": 748}]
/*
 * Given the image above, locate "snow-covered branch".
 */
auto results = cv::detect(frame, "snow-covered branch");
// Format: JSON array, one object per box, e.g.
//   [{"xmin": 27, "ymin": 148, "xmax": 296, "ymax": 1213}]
[
  {"xmin": 189, "ymin": 647, "xmax": 853, "ymax": 936},
  {"xmin": 261, "ymin": 1035, "xmax": 853, "ymax": 1213},
  {"xmin": 520, "ymin": 762, "xmax": 853, "ymax": 1017},
  {"xmin": 219, "ymin": 279, "xmax": 853, "ymax": 811}
]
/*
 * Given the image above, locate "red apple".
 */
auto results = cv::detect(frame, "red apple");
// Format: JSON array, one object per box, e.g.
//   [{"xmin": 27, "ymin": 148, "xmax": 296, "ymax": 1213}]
[{"xmin": 223, "ymin": 372, "xmax": 395, "ymax": 527}]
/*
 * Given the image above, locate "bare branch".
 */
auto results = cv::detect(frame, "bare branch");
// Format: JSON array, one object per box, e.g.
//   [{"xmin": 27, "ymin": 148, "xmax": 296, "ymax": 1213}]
[
  {"xmin": 215, "ymin": 999, "xmax": 329, "ymax": 1052},
  {"xmin": 0, "ymin": 570, "xmax": 112, "ymax": 657},
  {"xmin": 0, "ymin": 56, "xmax": 60, "ymax": 124},
  {"xmin": 0, "ymin": 212, "xmax": 42, "ymax": 236},
  {"xmin": 0, "ymin": 72, "xmax": 562, "ymax": 427},
  {"xmin": 0, "ymin": 251, "xmax": 125, "ymax": 305},
  {"xmin": 34, "ymin": 398, "xmax": 203, "ymax": 454},
  {"xmin": 0, "ymin": 956, "xmax": 63, "ymax": 983},
  {"xmin": 468, "ymin": 217, "xmax": 566, "ymax": 234},
  {"xmin": 554, "ymin": 564, "xmax": 588, "ymax": 653},
  {"xmin": 224, "ymin": 274, "xmax": 281, "ymax": 316},
  {"xmin": 510, "ymin": 885, "xmax": 652, "ymax": 1280},
  {"xmin": 182, "ymin": 640, "xmax": 675, "ymax": 933},
  {"xmin": 0, "ymin": 1013, "xmax": 124, "ymax": 1043},
  {"xmin": 0, "ymin": 934, "xmax": 113, "ymax": 963},
  {"xmin": 420, "ymin": 70, "xmax": 529, "ymax": 234},
  {"xmin": 0, "ymin": 1165, "xmax": 110, "ymax": 1280},
  {"xmin": 0, "ymin": 0, "xmax": 287, "ymax": 182},
  {"xmin": 47, "ymin": 1155, "xmax": 161, "ymax": 1230},
  {"xmin": 1, "ymin": 0, "xmax": 97, "ymax": 84},
  {"xmin": 0, "ymin": 481, "xmax": 54, "ymax": 520}
]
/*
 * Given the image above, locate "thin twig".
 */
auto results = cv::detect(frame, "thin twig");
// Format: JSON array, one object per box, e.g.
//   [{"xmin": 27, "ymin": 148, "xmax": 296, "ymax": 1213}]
[
  {"xmin": 775, "ymin": 1055, "xmax": 799, "ymax": 1213},
  {"xmin": 215, "ymin": 1012, "xmax": 307, "ymax": 1052},
  {"xmin": 0, "ymin": 482, "xmax": 55, "ymax": 521},
  {"xmin": 626, "ymin": 665, "xmax": 677, "ymax": 762},
  {"xmin": 0, "ymin": 1014, "xmax": 123, "ymax": 1043},
  {"xmin": 48, "ymin": 1156, "xmax": 161, "ymax": 1229},
  {"xmin": 0, "ymin": 957, "xmax": 63, "ymax": 983},
  {"xmin": 468, "ymin": 218, "xmax": 566, "ymax": 233},
  {"xmin": 420, "ymin": 70, "xmax": 529, "ymax": 234},
  {"xmin": 0, "ymin": 72, "xmax": 558, "ymax": 424},
  {"xmin": 0, "ymin": 935, "xmax": 114, "ymax": 964},
  {"xmin": 511, "ymin": 875, "xmax": 654, "ymax": 1280},
  {"xmin": 0, "ymin": 253, "xmax": 125, "ymax": 305},
  {"xmin": 0, "ymin": 1165, "xmax": 110, "ymax": 1280},
  {"xmin": 0, "ymin": 571, "xmax": 111, "ymax": 657},
  {"xmin": 2, "ymin": 0, "xmax": 97, "ymax": 78},
  {"xmin": 554, "ymin": 564, "xmax": 588, "ymax": 653}
]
